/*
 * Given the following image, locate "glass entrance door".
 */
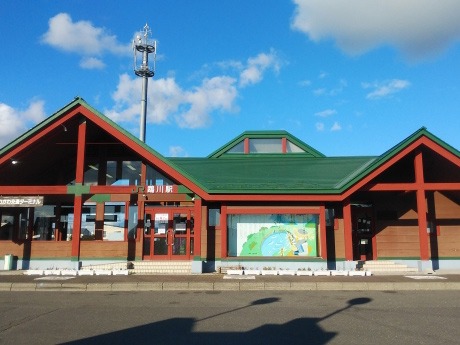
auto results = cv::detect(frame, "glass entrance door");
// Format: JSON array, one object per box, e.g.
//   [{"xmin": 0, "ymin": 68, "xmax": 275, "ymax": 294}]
[{"xmin": 143, "ymin": 208, "xmax": 194, "ymax": 260}]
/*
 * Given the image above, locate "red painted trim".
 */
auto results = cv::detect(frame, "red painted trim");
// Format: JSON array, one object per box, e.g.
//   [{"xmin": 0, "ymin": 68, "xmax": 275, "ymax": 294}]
[
  {"xmin": 225, "ymin": 207, "xmax": 321, "ymax": 215},
  {"xmin": 194, "ymin": 198, "xmax": 202, "ymax": 257},
  {"xmin": 244, "ymin": 138, "xmax": 249, "ymax": 154},
  {"xmin": 343, "ymin": 200, "xmax": 353, "ymax": 261},
  {"xmin": 71, "ymin": 195, "xmax": 83, "ymax": 259},
  {"xmin": 75, "ymin": 120, "xmax": 87, "ymax": 184},
  {"xmin": 0, "ymin": 186, "xmax": 68, "ymax": 194},
  {"xmin": 319, "ymin": 205, "xmax": 327, "ymax": 260},
  {"xmin": 281, "ymin": 137, "xmax": 287, "ymax": 153},
  {"xmin": 221, "ymin": 205, "xmax": 228, "ymax": 258},
  {"xmin": 342, "ymin": 136, "xmax": 460, "ymax": 199},
  {"xmin": 367, "ymin": 182, "xmax": 460, "ymax": 191},
  {"xmin": 415, "ymin": 152, "xmax": 429, "ymax": 260}
]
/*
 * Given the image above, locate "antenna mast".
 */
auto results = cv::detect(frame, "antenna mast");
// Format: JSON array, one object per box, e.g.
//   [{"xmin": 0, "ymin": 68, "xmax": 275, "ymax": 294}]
[{"xmin": 133, "ymin": 23, "xmax": 156, "ymax": 142}]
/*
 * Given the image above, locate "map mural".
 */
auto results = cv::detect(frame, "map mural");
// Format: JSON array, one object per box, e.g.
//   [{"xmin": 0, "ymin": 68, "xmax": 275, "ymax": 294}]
[{"xmin": 236, "ymin": 222, "xmax": 317, "ymax": 257}]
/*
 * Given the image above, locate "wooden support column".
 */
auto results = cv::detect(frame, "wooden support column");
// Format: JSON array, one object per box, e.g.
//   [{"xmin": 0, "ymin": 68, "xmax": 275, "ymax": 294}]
[
  {"xmin": 193, "ymin": 197, "xmax": 202, "ymax": 258},
  {"xmin": 71, "ymin": 120, "xmax": 87, "ymax": 262},
  {"xmin": 415, "ymin": 152, "xmax": 429, "ymax": 260},
  {"xmin": 220, "ymin": 205, "xmax": 228, "ymax": 259},
  {"xmin": 343, "ymin": 199, "xmax": 353, "ymax": 261},
  {"xmin": 319, "ymin": 205, "xmax": 327, "ymax": 260}
]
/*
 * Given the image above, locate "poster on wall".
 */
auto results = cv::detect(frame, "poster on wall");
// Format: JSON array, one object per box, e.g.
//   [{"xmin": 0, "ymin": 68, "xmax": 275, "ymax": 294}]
[{"xmin": 234, "ymin": 220, "xmax": 317, "ymax": 257}]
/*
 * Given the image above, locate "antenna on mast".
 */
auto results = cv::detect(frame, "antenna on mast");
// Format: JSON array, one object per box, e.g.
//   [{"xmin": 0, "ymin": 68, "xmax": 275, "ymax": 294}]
[{"xmin": 133, "ymin": 23, "xmax": 156, "ymax": 142}]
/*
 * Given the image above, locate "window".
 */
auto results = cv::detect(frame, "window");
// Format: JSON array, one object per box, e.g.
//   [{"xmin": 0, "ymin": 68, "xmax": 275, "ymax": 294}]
[
  {"xmin": 103, "ymin": 203, "xmax": 126, "ymax": 241},
  {"xmin": 227, "ymin": 141, "xmax": 245, "ymax": 153},
  {"xmin": 227, "ymin": 213, "xmax": 318, "ymax": 257},
  {"xmin": 249, "ymin": 138, "xmax": 282, "ymax": 153},
  {"xmin": 286, "ymin": 140, "xmax": 304, "ymax": 153},
  {"xmin": 33, "ymin": 206, "xmax": 56, "ymax": 240}
]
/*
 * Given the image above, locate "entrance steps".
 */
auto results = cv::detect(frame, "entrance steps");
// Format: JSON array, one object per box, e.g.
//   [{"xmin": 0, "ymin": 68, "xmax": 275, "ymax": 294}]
[
  {"xmin": 81, "ymin": 261, "xmax": 192, "ymax": 275},
  {"xmin": 357, "ymin": 260, "xmax": 419, "ymax": 274}
]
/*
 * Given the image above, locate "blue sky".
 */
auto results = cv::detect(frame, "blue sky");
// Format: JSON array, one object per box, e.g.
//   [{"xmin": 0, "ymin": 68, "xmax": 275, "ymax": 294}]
[{"xmin": 1, "ymin": 0, "xmax": 459, "ymax": 157}]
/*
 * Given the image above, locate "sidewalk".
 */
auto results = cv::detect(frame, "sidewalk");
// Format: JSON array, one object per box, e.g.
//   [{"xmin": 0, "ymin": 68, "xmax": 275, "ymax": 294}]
[{"xmin": 1, "ymin": 270, "xmax": 460, "ymax": 292}]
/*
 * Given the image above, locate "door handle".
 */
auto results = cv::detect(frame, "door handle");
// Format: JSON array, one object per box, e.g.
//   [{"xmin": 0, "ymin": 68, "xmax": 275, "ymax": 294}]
[{"xmin": 166, "ymin": 229, "xmax": 169, "ymax": 246}]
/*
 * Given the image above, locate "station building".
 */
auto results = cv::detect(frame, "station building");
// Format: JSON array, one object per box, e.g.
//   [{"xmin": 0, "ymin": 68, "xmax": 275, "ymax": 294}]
[{"xmin": 0, "ymin": 97, "xmax": 459, "ymax": 273}]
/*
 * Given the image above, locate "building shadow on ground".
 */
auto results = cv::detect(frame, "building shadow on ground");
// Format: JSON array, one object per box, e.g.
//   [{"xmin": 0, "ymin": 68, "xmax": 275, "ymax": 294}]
[{"xmin": 62, "ymin": 297, "xmax": 371, "ymax": 345}]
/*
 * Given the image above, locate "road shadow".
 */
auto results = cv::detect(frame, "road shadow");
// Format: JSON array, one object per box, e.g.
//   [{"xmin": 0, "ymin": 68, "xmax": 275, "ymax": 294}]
[{"xmin": 61, "ymin": 297, "xmax": 371, "ymax": 345}]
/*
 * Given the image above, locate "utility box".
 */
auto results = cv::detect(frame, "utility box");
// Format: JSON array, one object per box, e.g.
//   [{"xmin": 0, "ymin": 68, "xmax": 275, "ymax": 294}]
[{"xmin": 4, "ymin": 254, "xmax": 13, "ymax": 270}]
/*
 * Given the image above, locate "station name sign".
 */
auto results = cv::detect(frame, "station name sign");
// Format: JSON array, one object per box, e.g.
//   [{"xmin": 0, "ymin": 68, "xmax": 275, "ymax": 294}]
[
  {"xmin": 0, "ymin": 196, "xmax": 44, "ymax": 207},
  {"xmin": 146, "ymin": 185, "xmax": 178, "ymax": 194}
]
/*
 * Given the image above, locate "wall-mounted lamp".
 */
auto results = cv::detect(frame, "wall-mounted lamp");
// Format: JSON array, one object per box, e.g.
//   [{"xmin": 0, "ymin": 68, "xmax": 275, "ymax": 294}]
[
  {"xmin": 61, "ymin": 124, "xmax": 68, "ymax": 132},
  {"xmin": 11, "ymin": 160, "xmax": 18, "ymax": 165}
]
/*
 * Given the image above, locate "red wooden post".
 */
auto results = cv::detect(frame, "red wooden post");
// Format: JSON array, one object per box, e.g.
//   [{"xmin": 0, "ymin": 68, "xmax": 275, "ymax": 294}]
[
  {"xmin": 415, "ymin": 152, "xmax": 429, "ymax": 260},
  {"xmin": 71, "ymin": 120, "xmax": 87, "ymax": 262},
  {"xmin": 319, "ymin": 205, "xmax": 327, "ymax": 260},
  {"xmin": 343, "ymin": 200, "xmax": 353, "ymax": 261},
  {"xmin": 193, "ymin": 197, "xmax": 202, "ymax": 258}
]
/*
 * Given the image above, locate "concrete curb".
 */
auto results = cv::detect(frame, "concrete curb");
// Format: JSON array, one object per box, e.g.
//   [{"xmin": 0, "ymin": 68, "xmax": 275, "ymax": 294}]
[{"xmin": 3, "ymin": 281, "xmax": 460, "ymax": 292}]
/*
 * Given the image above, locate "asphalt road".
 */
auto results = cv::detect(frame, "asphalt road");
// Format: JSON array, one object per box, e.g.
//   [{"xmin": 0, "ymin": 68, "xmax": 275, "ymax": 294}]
[{"xmin": 0, "ymin": 291, "xmax": 459, "ymax": 344}]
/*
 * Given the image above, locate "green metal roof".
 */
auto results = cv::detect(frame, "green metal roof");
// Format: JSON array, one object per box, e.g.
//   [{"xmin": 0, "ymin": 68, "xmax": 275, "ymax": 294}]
[{"xmin": 170, "ymin": 156, "xmax": 376, "ymax": 194}]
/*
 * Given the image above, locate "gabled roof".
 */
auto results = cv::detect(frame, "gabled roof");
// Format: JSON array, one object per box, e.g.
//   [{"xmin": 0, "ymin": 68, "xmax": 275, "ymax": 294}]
[{"xmin": 1, "ymin": 97, "xmax": 458, "ymax": 198}]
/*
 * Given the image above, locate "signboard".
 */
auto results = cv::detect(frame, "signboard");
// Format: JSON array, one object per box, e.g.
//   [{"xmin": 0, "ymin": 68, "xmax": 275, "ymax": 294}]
[
  {"xmin": 0, "ymin": 196, "xmax": 44, "ymax": 207},
  {"xmin": 147, "ymin": 185, "xmax": 178, "ymax": 194},
  {"xmin": 155, "ymin": 213, "xmax": 168, "ymax": 234}
]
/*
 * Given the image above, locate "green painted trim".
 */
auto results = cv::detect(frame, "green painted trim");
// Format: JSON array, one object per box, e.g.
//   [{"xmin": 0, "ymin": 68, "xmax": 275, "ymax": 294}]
[
  {"xmin": 89, "ymin": 194, "xmax": 111, "ymax": 202},
  {"xmin": 193, "ymin": 256, "xmax": 202, "ymax": 261},
  {"xmin": 221, "ymin": 257, "xmax": 326, "ymax": 263},
  {"xmin": 67, "ymin": 183, "xmax": 91, "ymax": 195},
  {"xmin": 79, "ymin": 257, "xmax": 128, "ymax": 260}
]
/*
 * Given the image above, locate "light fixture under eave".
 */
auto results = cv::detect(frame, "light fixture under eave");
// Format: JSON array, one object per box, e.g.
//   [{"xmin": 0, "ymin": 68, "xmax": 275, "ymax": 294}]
[{"xmin": 11, "ymin": 160, "xmax": 18, "ymax": 165}]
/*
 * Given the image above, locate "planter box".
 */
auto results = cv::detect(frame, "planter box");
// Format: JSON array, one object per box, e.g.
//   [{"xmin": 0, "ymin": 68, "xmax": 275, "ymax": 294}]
[
  {"xmin": 243, "ymin": 269, "xmax": 261, "ymax": 275},
  {"xmin": 78, "ymin": 270, "xmax": 94, "ymax": 276},
  {"xmin": 95, "ymin": 270, "xmax": 112, "ymax": 276},
  {"xmin": 261, "ymin": 270, "xmax": 278, "ymax": 276},
  {"xmin": 278, "ymin": 270, "xmax": 296, "ymax": 276},
  {"xmin": 296, "ymin": 270, "xmax": 313, "ymax": 276},
  {"xmin": 349, "ymin": 271, "xmax": 366, "ymax": 276},
  {"xmin": 44, "ymin": 270, "xmax": 61, "ymax": 276},
  {"xmin": 227, "ymin": 269, "xmax": 244, "ymax": 275},
  {"xmin": 24, "ymin": 270, "xmax": 43, "ymax": 276},
  {"xmin": 112, "ymin": 269, "xmax": 129, "ymax": 276},
  {"xmin": 61, "ymin": 270, "xmax": 78, "ymax": 276},
  {"xmin": 331, "ymin": 270, "xmax": 349, "ymax": 276},
  {"xmin": 313, "ymin": 270, "xmax": 331, "ymax": 276}
]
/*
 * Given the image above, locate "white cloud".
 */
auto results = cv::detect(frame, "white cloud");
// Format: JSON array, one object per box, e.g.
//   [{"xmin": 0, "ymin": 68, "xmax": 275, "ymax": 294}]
[
  {"xmin": 363, "ymin": 79, "xmax": 410, "ymax": 100},
  {"xmin": 169, "ymin": 146, "xmax": 188, "ymax": 157},
  {"xmin": 291, "ymin": 0, "xmax": 460, "ymax": 59},
  {"xmin": 0, "ymin": 100, "xmax": 46, "ymax": 147},
  {"xmin": 239, "ymin": 49, "xmax": 282, "ymax": 87},
  {"xmin": 106, "ymin": 50, "xmax": 279, "ymax": 131},
  {"xmin": 315, "ymin": 109, "xmax": 336, "ymax": 117},
  {"xmin": 315, "ymin": 122, "xmax": 325, "ymax": 131},
  {"xmin": 80, "ymin": 57, "xmax": 106, "ymax": 69},
  {"xmin": 331, "ymin": 122, "xmax": 342, "ymax": 131},
  {"xmin": 106, "ymin": 74, "xmax": 237, "ymax": 129},
  {"xmin": 41, "ymin": 13, "xmax": 131, "ymax": 68}
]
